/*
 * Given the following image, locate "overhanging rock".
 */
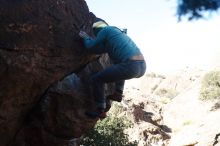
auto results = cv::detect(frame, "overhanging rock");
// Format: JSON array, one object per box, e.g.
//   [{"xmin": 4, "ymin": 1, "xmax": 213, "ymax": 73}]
[
  {"xmin": 13, "ymin": 55, "xmax": 114, "ymax": 146},
  {"xmin": 0, "ymin": 0, "xmax": 111, "ymax": 145}
]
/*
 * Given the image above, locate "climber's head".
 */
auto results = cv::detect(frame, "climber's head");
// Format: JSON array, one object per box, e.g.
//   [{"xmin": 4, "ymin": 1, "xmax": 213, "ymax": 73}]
[{"xmin": 92, "ymin": 18, "xmax": 108, "ymax": 36}]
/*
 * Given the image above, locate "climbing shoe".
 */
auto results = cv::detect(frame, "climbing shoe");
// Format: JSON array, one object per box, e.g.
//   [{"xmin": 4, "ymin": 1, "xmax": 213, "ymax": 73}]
[
  {"xmin": 107, "ymin": 91, "xmax": 123, "ymax": 102},
  {"xmin": 85, "ymin": 108, "xmax": 107, "ymax": 119}
]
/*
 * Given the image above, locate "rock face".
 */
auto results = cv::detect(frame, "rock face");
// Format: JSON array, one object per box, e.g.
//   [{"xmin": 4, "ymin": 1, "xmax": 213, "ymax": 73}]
[
  {"xmin": 0, "ymin": 0, "xmax": 110, "ymax": 145},
  {"xmin": 12, "ymin": 55, "xmax": 114, "ymax": 146}
]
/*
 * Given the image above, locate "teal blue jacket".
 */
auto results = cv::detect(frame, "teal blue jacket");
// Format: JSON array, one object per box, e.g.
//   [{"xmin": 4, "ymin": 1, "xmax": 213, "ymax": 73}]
[{"xmin": 82, "ymin": 26, "xmax": 142, "ymax": 63}]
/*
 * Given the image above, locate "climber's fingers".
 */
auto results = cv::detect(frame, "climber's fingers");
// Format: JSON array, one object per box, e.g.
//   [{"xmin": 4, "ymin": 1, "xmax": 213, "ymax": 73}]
[{"xmin": 79, "ymin": 30, "xmax": 90, "ymax": 39}]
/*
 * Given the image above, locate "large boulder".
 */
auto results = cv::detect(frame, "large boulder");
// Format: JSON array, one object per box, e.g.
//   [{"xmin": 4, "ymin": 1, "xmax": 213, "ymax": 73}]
[
  {"xmin": 13, "ymin": 55, "xmax": 114, "ymax": 146},
  {"xmin": 0, "ymin": 0, "xmax": 110, "ymax": 145}
]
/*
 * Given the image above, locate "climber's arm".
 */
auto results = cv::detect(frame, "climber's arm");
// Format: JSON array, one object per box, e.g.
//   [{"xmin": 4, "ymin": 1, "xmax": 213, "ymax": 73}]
[{"xmin": 79, "ymin": 31, "xmax": 106, "ymax": 54}]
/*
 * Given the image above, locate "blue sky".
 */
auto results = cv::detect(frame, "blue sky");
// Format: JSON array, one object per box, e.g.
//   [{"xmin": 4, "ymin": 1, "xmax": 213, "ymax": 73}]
[{"xmin": 86, "ymin": 0, "xmax": 220, "ymax": 73}]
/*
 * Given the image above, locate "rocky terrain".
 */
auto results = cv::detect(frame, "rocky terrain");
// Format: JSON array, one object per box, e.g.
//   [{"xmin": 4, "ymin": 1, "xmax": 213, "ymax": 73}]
[{"xmin": 116, "ymin": 67, "xmax": 220, "ymax": 146}]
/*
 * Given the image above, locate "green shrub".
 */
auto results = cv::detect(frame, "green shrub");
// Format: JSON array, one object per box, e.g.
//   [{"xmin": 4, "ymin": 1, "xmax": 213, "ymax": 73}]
[
  {"xmin": 200, "ymin": 70, "xmax": 220, "ymax": 100},
  {"xmin": 80, "ymin": 104, "xmax": 137, "ymax": 146}
]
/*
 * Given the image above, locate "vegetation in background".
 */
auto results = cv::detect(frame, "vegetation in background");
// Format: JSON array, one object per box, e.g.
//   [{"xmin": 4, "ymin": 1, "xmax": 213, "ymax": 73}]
[
  {"xmin": 151, "ymin": 84, "xmax": 159, "ymax": 93},
  {"xmin": 177, "ymin": 0, "xmax": 220, "ymax": 20},
  {"xmin": 155, "ymin": 88, "xmax": 179, "ymax": 99},
  {"xmin": 182, "ymin": 120, "xmax": 193, "ymax": 126},
  {"xmin": 159, "ymin": 97, "xmax": 172, "ymax": 104},
  {"xmin": 81, "ymin": 104, "xmax": 137, "ymax": 146},
  {"xmin": 146, "ymin": 72, "xmax": 166, "ymax": 79},
  {"xmin": 199, "ymin": 70, "xmax": 220, "ymax": 100}
]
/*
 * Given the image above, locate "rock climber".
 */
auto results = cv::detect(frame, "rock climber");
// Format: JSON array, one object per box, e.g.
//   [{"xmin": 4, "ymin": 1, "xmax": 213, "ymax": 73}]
[{"xmin": 79, "ymin": 18, "xmax": 146, "ymax": 119}]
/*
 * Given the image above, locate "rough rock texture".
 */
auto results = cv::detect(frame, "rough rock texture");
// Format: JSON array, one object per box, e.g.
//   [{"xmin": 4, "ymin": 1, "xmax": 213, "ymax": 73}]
[
  {"xmin": 119, "ymin": 83, "xmax": 171, "ymax": 146},
  {"xmin": 0, "ymin": 0, "xmax": 110, "ymax": 145},
  {"xmin": 12, "ymin": 55, "xmax": 114, "ymax": 146}
]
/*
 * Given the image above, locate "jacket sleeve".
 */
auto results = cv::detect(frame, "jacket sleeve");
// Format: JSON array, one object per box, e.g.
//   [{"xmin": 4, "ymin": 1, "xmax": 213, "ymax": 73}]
[{"xmin": 83, "ymin": 30, "xmax": 106, "ymax": 54}]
